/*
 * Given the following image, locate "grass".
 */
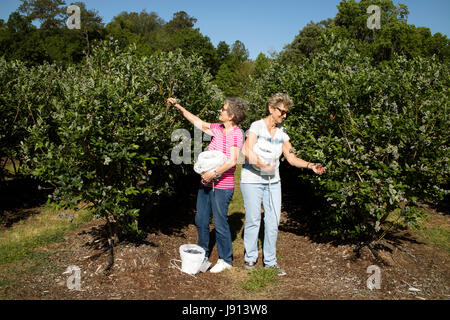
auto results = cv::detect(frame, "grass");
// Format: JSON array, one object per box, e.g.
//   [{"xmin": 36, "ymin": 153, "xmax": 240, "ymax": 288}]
[
  {"xmin": 385, "ymin": 206, "xmax": 450, "ymax": 255},
  {"xmin": 421, "ymin": 227, "xmax": 450, "ymax": 254},
  {"xmin": 0, "ymin": 203, "xmax": 92, "ymax": 266},
  {"xmin": 0, "ymin": 249, "xmax": 59, "ymax": 299},
  {"xmin": 240, "ymin": 267, "xmax": 279, "ymax": 291},
  {"xmin": 2, "ymin": 157, "xmax": 20, "ymax": 176},
  {"xmin": 229, "ymin": 165, "xmax": 244, "ymax": 216},
  {"xmin": 413, "ymin": 207, "xmax": 450, "ymax": 255},
  {"xmin": 0, "ymin": 202, "xmax": 93, "ymax": 299},
  {"xmin": 229, "ymin": 165, "xmax": 246, "ymax": 254}
]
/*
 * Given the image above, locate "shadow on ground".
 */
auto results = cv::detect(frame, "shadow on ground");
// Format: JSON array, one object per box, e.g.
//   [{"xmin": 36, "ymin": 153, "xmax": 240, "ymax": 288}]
[{"xmin": 0, "ymin": 176, "xmax": 54, "ymax": 230}]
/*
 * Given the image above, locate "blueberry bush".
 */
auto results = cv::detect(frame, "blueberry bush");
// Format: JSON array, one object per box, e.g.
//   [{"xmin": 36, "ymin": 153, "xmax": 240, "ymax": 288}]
[
  {"xmin": 1, "ymin": 40, "xmax": 223, "ymax": 252},
  {"xmin": 246, "ymin": 35, "xmax": 449, "ymax": 240}
]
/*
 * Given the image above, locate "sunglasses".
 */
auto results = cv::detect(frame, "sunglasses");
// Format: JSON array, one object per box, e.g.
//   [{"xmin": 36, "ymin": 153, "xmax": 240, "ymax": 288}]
[{"xmin": 275, "ymin": 106, "xmax": 289, "ymax": 116}]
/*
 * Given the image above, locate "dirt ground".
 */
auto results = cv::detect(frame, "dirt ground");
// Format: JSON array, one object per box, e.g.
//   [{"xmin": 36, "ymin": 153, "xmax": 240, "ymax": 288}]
[
  {"xmin": 1, "ymin": 168, "xmax": 449, "ymax": 301},
  {"xmin": 1, "ymin": 200, "xmax": 449, "ymax": 301}
]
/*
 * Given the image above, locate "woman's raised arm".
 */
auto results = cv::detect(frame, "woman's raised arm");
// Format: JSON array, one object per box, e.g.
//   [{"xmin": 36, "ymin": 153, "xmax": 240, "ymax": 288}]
[{"xmin": 167, "ymin": 98, "xmax": 213, "ymax": 136}]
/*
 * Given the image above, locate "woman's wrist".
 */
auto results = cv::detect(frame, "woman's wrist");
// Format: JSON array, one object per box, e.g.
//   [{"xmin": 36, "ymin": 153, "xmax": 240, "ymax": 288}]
[{"xmin": 306, "ymin": 162, "xmax": 312, "ymax": 169}]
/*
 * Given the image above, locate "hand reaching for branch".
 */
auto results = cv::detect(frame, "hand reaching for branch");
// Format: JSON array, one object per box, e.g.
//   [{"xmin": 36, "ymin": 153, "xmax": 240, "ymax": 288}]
[
  {"xmin": 310, "ymin": 163, "xmax": 326, "ymax": 175},
  {"xmin": 166, "ymin": 97, "xmax": 180, "ymax": 108}
]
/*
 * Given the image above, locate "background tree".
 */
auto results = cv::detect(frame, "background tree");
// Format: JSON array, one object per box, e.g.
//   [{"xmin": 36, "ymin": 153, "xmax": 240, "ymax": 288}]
[
  {"xmin": 281, "ymin": 0, "xmax": 449, "ymax": 64},
  {"xmin": 41, "ymin": 2, "xmax": 105, "ymax": 66},
  {"xmin": 253, "ymin": 52, "xmax": 271, "ymax": 79},
  {"xmin": 216, "ymin": 41, "xmax": 230, "ymax": 63},
  {"xmin": 215, "ymin": 40, "xmax": 252, "ymax": 96},
  {"xmin": 281, "ymin": 19, "xmax": 332, "ymax": 64},
  {"xmin": 105, "ymin": 10, "xmax": 164, "ymax": 56},
  {"xmin": 1, "ymin": 1, "xmax": 105, "ymax": 66},
  {"xmin": 165, "ymin": 11, "xmax": 197, "ymax": 33},
  {"xmin": 18, "ymin": 0, "xmax": 66, "ymax": 30},
  {"xmin": 0, "ymin": 12, "xmax": 48, "ymax": 65},
  {"xmin": 69, "ymin": 1, "xmax": 105, "ymax": 65},
  {"xmin": 105, "ymin": 10, "xmax": 220, "ymax": 74},
  {"xmin": 231, "ymin": 40, "xmax": 249, "ymax": 62},
  {"xmin": 158, "ymin": 11, "xmax": 219, "ymax": 75}
]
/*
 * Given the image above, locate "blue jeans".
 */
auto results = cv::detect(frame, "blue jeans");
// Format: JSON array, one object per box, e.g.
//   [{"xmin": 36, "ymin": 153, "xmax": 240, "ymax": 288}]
[
  {"xmin": 195, "ymin": 186, "xmax": 234, "ymax": 265},
  {"xmin": 241, "ymin": 182, "xmax": 281, "ymax": 267}
]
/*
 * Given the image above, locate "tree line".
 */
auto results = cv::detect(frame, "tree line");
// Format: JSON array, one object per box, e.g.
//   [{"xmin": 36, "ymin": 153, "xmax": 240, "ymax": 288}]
[
  {"xmin": 0, "ymin": 0, "xmax": 267, "ymax": 97},
  {"xmin": 281, "ymin": 0, "xmax": 449, "ymax": 65},
  {"xmin": 1, "ymin": 0, "xmax": 448, "ymax": 98}
]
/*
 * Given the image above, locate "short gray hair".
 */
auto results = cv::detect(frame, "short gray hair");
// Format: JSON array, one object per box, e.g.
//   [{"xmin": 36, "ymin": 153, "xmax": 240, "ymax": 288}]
[
  {"xmin": 226, "ymin": 97, "xmax": 248, "ymax": 125},
  {"xmin": 266, "ymin": 93, "xmax": 293, "ymax": 115}
]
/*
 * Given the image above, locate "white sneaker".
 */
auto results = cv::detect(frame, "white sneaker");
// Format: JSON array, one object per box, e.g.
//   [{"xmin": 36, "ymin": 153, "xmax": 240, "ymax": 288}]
[{"xmin": 209, "ymin": 259, "xmax": 232, "ymax": 273}]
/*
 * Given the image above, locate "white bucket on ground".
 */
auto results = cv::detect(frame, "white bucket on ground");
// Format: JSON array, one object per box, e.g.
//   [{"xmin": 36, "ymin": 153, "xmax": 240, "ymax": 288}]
[{"xmin": 179, "ymin": 244, "xmax": 205, "ymax": 275}]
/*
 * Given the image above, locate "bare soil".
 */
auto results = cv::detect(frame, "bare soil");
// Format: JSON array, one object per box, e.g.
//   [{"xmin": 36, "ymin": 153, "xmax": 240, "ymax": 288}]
[
  {"xmin": 1, "ymin": 170, "xmax": 449, "ymax": 300},
  {"xmin": 1, "ymin": 203, "xmax": 448, "ymax": 300}
]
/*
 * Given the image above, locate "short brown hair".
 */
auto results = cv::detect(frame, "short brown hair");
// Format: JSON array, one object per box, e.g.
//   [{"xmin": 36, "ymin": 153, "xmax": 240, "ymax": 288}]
[
  {"xmin": 226, "ymin": 97, "xmax": 248, "ymax": 125},
  {"xmin": 266, "ymin": 93, "xmax": 293, "ymax": 115}
]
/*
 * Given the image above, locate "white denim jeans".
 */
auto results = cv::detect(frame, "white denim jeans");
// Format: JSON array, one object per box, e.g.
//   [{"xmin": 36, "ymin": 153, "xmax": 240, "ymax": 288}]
[{"xmin": 241, "ymin": 182, "xmax": 281, "ymax": 267}]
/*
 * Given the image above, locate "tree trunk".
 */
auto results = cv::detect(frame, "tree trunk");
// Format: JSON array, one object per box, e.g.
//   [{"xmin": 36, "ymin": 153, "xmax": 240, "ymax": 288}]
[{"xmin": 104, "ymin": 213, "xmax": 118, "ymax": 271}]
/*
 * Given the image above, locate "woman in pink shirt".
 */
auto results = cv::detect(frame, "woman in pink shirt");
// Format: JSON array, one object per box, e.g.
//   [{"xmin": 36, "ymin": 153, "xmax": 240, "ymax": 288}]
[{"xmin": 167, "ymin": 97, "xmax": 247, "ymax": 273}]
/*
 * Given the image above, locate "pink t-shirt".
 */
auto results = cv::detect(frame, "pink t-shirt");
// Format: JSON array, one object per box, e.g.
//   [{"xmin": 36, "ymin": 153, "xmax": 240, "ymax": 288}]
[{"xmin": 202, "ymin": 123, "xmax": 244, "ymax": 189}]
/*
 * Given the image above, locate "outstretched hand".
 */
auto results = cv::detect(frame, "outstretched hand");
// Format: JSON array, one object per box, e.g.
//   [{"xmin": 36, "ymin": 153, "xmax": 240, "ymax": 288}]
[
  {"xmin": 166, "ymin": 97, "xmax": 178, "ymax": 106},
  {"xmin": 310, "ymin": 163, "xmax": 326, "ymax": 175}
]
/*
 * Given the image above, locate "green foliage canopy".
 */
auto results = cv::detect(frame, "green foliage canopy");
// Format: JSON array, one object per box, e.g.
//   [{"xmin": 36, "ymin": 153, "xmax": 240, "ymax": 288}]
[
  {"xmin": 247, "ymin": 35, "xmax": 449, "ymax": 239},
  {"xmin": 1, "ymin": 40, "xmax": 223, "ymax": 238}
]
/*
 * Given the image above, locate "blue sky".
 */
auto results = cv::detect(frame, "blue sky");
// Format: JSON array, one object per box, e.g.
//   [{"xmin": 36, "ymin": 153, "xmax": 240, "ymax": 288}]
[{"xmin": 1, "ymin": 0, "xmax": 449, "ymax": 59}]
